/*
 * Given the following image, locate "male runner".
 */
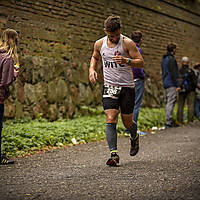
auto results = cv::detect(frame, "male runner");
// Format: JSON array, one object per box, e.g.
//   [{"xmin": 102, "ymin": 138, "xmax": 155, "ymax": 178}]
[{"xmin": 89, "ymin": 16, "xmax": 144, "ymax": 166}]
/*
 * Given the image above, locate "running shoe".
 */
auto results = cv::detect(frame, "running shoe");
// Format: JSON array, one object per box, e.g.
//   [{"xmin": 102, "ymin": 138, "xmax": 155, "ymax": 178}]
[
  {"xmin": 106, "ymin": 153, "xmax": 119, "ymax": 167},
  {"xmin": 130, "ymin": 133, "xmax": 139, "ymax": 156},
  {"xmin": 0, "ymin": 156, "xmax": 14, "ymax": 165},
  {"xmin": 124, "ymin": 132, "xmax": 130, "ymax": 137},
  {"xmin": 125, "ymin": 128, "xmax": 130, "ymax": 137}
]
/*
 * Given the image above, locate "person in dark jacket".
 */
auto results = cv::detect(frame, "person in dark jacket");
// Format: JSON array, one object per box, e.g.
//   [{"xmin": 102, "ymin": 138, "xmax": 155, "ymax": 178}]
[
  {"xmin": 177, "ymin": 57, "xmax": 197, "ymax": 123},
  {"xmin": 193, "ymin": 63, "xmax": 200, "ymax": 120},
  {"xmin": 0, "ymin": 29, "xmax": 19, "ymax": 165},
  {"xmin": 161, "ymin": 43, "xmax": 180, "ymax": 128}
]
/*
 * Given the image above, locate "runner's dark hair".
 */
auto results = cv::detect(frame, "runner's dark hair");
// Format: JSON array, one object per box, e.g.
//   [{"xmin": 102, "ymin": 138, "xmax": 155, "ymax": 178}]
[{"xmin": 104, "ymin": 15, "xmax": 121, "ymax": 32}]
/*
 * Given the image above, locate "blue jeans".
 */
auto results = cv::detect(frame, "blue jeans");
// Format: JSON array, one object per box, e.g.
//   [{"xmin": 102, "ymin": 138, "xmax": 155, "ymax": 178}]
[
  {"xmin": 133, "ymin": 79, "xmax": 145, "ymax": 123},
  {"xmin": 194, "ymin": 96, "xmax": 200, "ymax": 120},
  {"xmin": 0, "ymin": 104, "xmax": 4, "ymax": 159},
  {"xmin": 125, "ymin": 79, "xmax": 145, "ymax": 133}
]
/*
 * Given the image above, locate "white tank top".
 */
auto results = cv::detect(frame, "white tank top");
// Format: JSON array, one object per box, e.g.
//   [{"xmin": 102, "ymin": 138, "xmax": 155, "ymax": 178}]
[{"xmin": 100, "ymin": 34, "xmax": 134, "ymax": 87}]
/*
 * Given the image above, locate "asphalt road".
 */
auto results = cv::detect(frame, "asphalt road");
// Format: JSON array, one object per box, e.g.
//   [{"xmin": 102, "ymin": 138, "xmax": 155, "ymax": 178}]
[{"xmin": 0, "ymin": 121, "xmax": 200, "ymax": 200}]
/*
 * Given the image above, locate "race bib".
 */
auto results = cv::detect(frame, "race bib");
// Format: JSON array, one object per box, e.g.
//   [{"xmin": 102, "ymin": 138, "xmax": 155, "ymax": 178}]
[{"xmin": 103, "ymin": 85, "xmax": 122, "ymax": 99}]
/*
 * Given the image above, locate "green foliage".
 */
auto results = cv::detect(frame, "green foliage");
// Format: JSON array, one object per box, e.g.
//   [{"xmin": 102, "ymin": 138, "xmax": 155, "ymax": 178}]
[
  {"xmin": 137, "ymin": 107, "xmax": 166, "ymax": 130},
  {"xmin": 1, "ymin": 107, "xmax": 166, "ymax": 158}
]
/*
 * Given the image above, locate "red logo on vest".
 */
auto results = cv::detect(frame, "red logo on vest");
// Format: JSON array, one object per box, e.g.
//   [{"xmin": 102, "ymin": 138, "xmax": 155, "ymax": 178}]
[{"xmin": 114, "ymin": 50, "xmax": 121, "ymax": 56}]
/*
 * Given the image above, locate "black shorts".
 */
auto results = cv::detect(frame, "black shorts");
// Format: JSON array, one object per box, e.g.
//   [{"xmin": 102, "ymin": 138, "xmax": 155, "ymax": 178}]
[{"xmin": 102, "ymin": 85, "xmax": 135, "ymax": 114}]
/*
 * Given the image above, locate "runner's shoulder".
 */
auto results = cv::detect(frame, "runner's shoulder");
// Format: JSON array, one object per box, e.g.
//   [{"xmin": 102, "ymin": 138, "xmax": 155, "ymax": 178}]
[
  {"xmin": 94, "ymin": 38, "xmax": 104, "ymax": 51},
  {"xmin": 122, "ymin": 36, "xmax": 136, "ymax": 50},
  {"xmin": 123, "ymin": 36, "xmax": 135, "ymax": 46}
]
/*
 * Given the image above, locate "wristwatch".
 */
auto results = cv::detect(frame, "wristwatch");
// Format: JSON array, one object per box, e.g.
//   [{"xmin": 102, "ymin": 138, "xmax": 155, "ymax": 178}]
[{"xmin": 127, "ymin": 58, "xmax": 131, "ymax": 65}]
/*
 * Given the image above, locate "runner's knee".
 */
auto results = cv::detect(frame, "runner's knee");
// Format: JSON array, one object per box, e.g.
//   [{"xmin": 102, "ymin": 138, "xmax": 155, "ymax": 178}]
[
  {"xmin": 105, "ymin": 111, "xmax": 118, "ymax": 123},
  {"xmin": 106, "ymin": 116, "xmax": 118, "ymax": 123},
  {"xmin": 121, "ymin": 114, "xmax": 133, "ymax": 128}
]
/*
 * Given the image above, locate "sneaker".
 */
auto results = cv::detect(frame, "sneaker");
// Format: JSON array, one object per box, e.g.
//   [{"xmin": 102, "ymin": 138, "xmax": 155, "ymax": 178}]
[
  {"xmin": 0, "ymin": 156, "xmax": 14, "ymax": 165},
  {"xmin": 124, "ymin": 132, "xmax": 130, "ymax": 137},
  {"xmin": 130, "ymin": 133, "xmax": 139, "ymax": 156},
  {"xmin": 138, "ymin": 130, "xmax": 147, "ymax": 136},
  {"xmin": 171, "ymin": 121, "xmax": 179, "ymax": 127},
  {"xmin": 164, "ymin": 124, "xmax": 172, "ymax": 129},
  {"xmin": 106, "ymin": 153, "xmax": 119, "ymax": 167},
  {"xmin": 164, "ymin": 122, "xmax": 179, "ymax": 129}
]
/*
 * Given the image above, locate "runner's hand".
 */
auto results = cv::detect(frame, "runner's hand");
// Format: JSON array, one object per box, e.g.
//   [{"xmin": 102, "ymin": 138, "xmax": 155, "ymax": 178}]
[
  {"xmin": 89, "ymin": 70, "xmax": 98, "ymax": 83},
  {"xmin": 176, "ymin": 87, "xmax": 181, "ymax": 92},
  {"xmin": 112, "ymin": 56, "xmax": 127, "ymax": 64}
]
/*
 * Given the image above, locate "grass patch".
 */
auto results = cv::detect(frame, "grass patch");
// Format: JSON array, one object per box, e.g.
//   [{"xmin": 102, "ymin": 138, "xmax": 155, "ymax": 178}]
[{"xmin": 1, "ymin": 107, "xmax": 166, "ymax": 158}]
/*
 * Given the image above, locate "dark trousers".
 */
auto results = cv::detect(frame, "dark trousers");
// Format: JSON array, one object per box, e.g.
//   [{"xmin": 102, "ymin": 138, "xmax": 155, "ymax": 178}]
[
  {"xmin": 177, "ymin": 91, "xmax": 195, "ymax": 123},
  {"xmin": 194, "ymin": 96, "xmax": 200, "ymax": 120},
  {"xmin": 0, "ymin": 104, "xmax": 4, "ymax": 159}
]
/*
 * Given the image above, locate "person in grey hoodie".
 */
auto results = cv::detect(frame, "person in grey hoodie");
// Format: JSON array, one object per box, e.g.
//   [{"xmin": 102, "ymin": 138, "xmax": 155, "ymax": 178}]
[{"xmin": 0, "ymin": 29, "xmax": 19, "ymax": 165}]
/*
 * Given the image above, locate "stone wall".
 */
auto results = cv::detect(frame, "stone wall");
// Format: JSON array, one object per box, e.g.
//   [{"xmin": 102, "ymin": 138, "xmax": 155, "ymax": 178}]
[{"xmin": 0, "ymin": 0, "xmax": 200, "ymax": 119}]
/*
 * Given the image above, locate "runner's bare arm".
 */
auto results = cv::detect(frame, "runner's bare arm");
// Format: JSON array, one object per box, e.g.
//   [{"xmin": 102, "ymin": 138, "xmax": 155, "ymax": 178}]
[
  {"xmin": 89, "ymin": 40, "xmax": 102, "ymax": 83},
  {"xmin": 113, "ymin": 37, "xmax": 144, "ymax": 68},
  {"xmin": 125, "ymin": 38, "xmax": 144, "ymax": 68}
]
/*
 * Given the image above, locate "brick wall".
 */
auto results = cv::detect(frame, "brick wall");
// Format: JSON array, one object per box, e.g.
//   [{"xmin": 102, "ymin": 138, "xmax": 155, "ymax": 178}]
[{"xmin": 0, "ymin": 0, "xmax": 200, "ymax": 119}]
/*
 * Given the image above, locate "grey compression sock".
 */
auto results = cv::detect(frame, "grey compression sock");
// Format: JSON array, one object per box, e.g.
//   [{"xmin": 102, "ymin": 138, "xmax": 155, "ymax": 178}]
[{"xmin": 105, "ymin": 123, "xmax": 117, "ymax": 152}]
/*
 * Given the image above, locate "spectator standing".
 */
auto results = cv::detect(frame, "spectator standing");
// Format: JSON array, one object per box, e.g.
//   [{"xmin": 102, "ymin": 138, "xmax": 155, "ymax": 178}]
[
  {"xmin": 161, "ymin": 43, "xmax": 180, "ymax": 128},
  {"xmin": 177, "ymin": 57, "xmax": 197, "ymax": 123},
  {"xmin": 193, "ymin": 63, "xmax": 200, "ymax": 120},
  {"xmin": 125, "ymin": 30, "xmax": 146, "ymax": 136},
  {"xmin": 0, "ymin": 29, "xmax": 19, "ymax": 165}
]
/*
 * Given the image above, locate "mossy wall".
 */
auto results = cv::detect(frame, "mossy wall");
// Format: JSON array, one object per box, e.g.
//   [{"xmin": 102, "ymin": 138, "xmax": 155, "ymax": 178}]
[{"xmin": 0, "ymin": 0, "xmax": 200, "ymax": 119}]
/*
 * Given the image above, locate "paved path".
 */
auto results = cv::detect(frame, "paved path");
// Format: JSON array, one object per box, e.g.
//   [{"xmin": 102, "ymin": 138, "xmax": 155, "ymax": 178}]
[{"xmin": 0, "ymin": 122, "xmax": 200, "ymax": 200}]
